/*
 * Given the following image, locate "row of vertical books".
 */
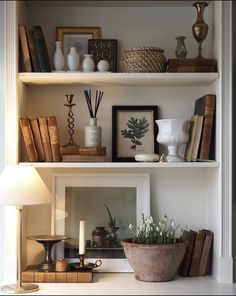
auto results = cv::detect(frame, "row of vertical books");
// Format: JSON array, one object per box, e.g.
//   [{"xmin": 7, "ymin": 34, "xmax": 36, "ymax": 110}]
[
  {"xmin": 19, "ymin": 116, "xmax": 61, "ymax": 162},
  {"xmin": 179, "ymin": 229, "xmax": 213, "ymax": 277},
  {"xmin": 18, "ymin": 24, "xmax": 51, "ymax": 72},
  {"xmin": 184, "ymin": 94, "xmax": 216, "ymax": 162}
]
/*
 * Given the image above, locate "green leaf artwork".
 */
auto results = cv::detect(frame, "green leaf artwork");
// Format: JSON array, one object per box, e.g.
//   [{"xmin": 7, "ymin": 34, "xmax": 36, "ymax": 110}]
[{"xmin": 121, "ymin": 117, "xmax": 150, "ymax": 151}]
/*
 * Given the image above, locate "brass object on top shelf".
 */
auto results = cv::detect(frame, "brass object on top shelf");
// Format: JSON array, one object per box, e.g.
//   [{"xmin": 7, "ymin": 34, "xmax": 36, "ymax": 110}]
[
  {"xmin": 192, "ymin": 1, "xmax": 209, "ymax": 59},
  {"xmin": 63, "ymin": 94, "xmax": 78, "ymax": 147}
]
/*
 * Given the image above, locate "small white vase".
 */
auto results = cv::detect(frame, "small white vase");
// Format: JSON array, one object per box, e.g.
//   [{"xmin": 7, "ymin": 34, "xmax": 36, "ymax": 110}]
[
  {"xmin": 97, "ymin": 60, "xmax": 110, "ymax": 72},
  {"xmin": 156, "ymin": 119, "xmax": 189, "ymax": 162},
  {"xmin": 53, "ymin": 41, "xmax": 65, "ymax": 71},
  {"xmin": 85, "ymin": 117, "xmax": 102, "ymax": 147},
  {"xmin": 82, "ymin": 54, "xmax": 95, "ymax": 72},
  {"xmin": 67, "ymin": 47, "xmax": 79, "ymax": 71}
]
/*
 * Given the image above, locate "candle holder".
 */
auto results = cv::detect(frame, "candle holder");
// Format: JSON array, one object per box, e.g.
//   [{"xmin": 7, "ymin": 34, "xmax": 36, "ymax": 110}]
[
  {"xmin": 69, "ymin": 252, "xmax": 102, "ymax": 271},
  {"xmin": 79, "ymin": 254, "xmax": 85, "ymax": 267},
  {"xmin": 27, "ymin": 235, "xmax": 70, "ymax": 271},
  {"xmin": 63, "ymin": 94, "xmax": 78, "ymax": 147}
]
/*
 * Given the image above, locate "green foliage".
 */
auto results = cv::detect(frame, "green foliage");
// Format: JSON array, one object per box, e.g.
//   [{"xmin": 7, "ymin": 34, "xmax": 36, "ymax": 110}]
[
  {"xmin": 121, "ymin": 117, "xmax": 150, "ymax": 151},
  {"xmin": 105, "ymin": 203, "xmax": 120, "ymax": 232},
  {"xmin": 129, "ymin": 214, "xmax": 183, "ymax": 245}
]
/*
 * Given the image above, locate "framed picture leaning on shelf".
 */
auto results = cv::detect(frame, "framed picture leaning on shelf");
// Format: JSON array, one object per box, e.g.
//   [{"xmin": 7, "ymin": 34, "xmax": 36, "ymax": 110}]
[
  {"xmin": 112, "ymin": 105, "xmax": 158, "ymax": 162},
  {"xmin": 56, "ymin": 27, "xmax": 101, "ymax": 68}
]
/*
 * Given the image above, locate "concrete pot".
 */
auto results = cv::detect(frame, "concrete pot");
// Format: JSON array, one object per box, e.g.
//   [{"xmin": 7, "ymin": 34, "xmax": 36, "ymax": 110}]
[{"xmin": 121, "ymin": 238, "xmax": 187, "ymax": 282}]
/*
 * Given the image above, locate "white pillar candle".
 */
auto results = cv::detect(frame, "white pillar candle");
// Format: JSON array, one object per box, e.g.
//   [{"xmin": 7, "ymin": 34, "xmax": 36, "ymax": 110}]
[{"xmin": 79, "ymin": 220, "xmax": 85, "ymax": 255}]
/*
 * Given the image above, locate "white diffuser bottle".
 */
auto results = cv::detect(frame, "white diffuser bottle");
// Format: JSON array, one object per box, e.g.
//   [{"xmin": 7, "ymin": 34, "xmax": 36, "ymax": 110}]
[
  {"xmin": 67, "ymin": 47, "xmax": 79, "ymax": 71},
  {"xmin": 53, "ymin": 41, "xmax": 65, "ymax": 71},
  {"xmin": 85, "ymin": 117, "xmax": 102, "ymax": 147}
]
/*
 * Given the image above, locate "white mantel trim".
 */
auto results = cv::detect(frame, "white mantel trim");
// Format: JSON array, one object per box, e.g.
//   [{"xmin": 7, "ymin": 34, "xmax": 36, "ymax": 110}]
[{"xmin": 219, "ymin": 0, "xmax": 233, "ymax": 283}]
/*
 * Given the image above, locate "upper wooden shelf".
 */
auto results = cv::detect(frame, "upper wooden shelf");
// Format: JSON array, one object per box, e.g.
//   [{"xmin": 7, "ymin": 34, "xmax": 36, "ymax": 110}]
[
  {"xmin": 19, "ymin": 72, "xmax": 218, "ymax": 87},
  {"xmin": 24, "ymin": 1, "xmax": 208, "ymax": 8}
]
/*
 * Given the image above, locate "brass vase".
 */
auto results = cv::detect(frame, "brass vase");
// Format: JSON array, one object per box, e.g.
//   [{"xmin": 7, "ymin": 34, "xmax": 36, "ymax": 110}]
[{"xmin": 192, "ymin": 1, "xmax": 209, "ymax": 58}]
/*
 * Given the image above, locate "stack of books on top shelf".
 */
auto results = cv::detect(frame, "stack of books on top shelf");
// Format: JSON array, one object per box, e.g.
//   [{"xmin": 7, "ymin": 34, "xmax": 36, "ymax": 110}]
[
  {"xmin": 60, "ymin": 146, "xmax": 107, "ymax": 162},
  {"xmin": 19, "ymin": 116, "xmax": 61, "ymax": 162},
  {"xmin": 178, "ymin": 229, "xmax": 213, "ymax": 277},
  {"xmin": 184, "ymin": 94, "xmax": 216, "ymax": 162},
  {"xmin": 18, "ymin": 24, "xmax": 51, "ymax": 73}
]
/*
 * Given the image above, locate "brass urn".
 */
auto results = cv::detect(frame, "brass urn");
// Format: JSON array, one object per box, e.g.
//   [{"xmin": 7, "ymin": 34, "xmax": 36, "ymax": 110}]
[{"xmin": 192, "ymin": 1, "xmax": 209, "ymax": 58}]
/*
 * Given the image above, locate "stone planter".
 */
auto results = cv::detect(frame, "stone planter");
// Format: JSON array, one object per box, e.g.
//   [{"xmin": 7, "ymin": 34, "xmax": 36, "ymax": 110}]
[{"xmin": 121, "ymin": 238, "xmax": 187, "ymax": 282}]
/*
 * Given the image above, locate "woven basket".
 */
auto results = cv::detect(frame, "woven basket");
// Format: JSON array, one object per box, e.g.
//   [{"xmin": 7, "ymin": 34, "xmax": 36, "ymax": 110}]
[{"xmin": 120, "ymin": 47, "xmax": 167, "ymax": 73}]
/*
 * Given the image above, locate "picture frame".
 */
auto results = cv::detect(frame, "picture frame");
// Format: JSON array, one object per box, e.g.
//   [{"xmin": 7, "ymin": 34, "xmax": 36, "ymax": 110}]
[
  {"xmin": 52, "ymin": 173, "xmax": 150, "ymax": 272},
  {"xmin": 56, "ymin": 27, "xmax": 101, "ymax": 67},
  {"xmin": 112, "ymin": 105, "xmax": 158, "ymax": 162}
]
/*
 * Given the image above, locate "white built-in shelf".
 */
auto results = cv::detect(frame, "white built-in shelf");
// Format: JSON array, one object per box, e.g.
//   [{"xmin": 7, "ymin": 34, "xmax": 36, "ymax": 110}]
[
  {"xmin": 18, "ymin": 72, "xmax": 219, "ymax": 87},
  {"xmin": 19, "ymin": 161, "xmax": 219, "ymax": 168}
]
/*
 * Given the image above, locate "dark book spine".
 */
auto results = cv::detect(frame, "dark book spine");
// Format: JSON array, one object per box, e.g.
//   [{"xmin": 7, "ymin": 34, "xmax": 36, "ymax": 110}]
[
  {"xmin": 194, "ymin": 94, "xmax": 216, "ymax": 160},
  {"xmin": 32, "ymin": 26, "xmax": 51, "ymax": 72},
  {"xmin": 27, "ymin": 29, "xmax": 40, "ymax": 72}
]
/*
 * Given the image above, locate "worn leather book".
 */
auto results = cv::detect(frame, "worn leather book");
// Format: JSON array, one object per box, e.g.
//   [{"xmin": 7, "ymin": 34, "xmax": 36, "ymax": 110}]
[
  {"xmin": 22, "ymin": 266, "xmax": 93, "ymax": 283},
  {"xmin": 185, "ymin": 115, "xmax": 198, "ymax": 162},
  {"xmin": 18, "ymin": 25, "xmax": 32, "ymax": 72},
  {"xmin": 38, "ymin": 117, "xmax": 53, "ymax": 162},
  {"xmin": 47, "ymin": 116, "xmax": 61, "ymax": 162},
  {"xmin": 189, "ymin": 230, "xmax": 206, "ymax": 277},
  {"xmin": 27, "ymin": 29, "xmax": 40, "ymax": 72},
  {"xmin": 19, "ymin": 117, "xmax": 38, "ymax": 162},
  {"xmin": 88, "ymin": 39, "xmax": 117, "ymax": 72},
  {"xmin": 198, "ymin": 229, "xmax": 213, "ymax": 276},
  {"xmin": 178, "ymin": 230, "xmax": 197, "ymax": 277},
  {"xmin": 30, "ymin": 118, "xmax": 45, "ymax": 161},
  {"xmin": 167, "ymin": 58, "xmax": 217, "ymax": 73},
  {"xmin": 62, "ymin": 154, "xmax": 106, "ymax": 162},
  {"xmin": 32, "ymin": 26, "xmax": 51, "ymax": 72},
  {"xmin": 60, "ymin": 146, "xmax": 106, "ymax": 155},
  {"xmin": 194, "ymin": 94, "xmax": 216, "ymax": 160}
]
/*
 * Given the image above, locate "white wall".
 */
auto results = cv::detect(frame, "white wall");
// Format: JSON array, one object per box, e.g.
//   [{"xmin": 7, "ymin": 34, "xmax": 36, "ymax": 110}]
[{"xmin": 0, "ymin": 0, "xmax": 5, "ymax": 282}]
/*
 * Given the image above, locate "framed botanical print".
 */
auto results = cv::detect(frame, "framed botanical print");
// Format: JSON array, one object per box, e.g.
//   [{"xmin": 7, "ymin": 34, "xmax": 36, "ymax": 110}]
[{"xmin": 112, "ymin": 105, "xmax": 158, "ymax": 162}]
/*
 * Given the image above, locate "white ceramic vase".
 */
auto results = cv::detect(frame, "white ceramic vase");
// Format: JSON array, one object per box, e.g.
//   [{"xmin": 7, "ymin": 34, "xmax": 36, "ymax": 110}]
[
  {"xmin": 85, "ymin": 117, "xmax": 102, "ymax": 147},
  {"xmin": 97, "ymin": 60, "xmax": 110, "ymax": 72},
  {"xmin": 67, "ymin": 47, "xmax": 79, "ymax": 71},
  {"xmin": 156, "ymin": 119, "xmax": 189, "ymax": 162},
  {"xmin": 53, "ymin": 41, "xmax": 65, "ymax": 71},
  {"xmin": 82, "ymin": 54, "xmax": 95, "ymax": 72}
]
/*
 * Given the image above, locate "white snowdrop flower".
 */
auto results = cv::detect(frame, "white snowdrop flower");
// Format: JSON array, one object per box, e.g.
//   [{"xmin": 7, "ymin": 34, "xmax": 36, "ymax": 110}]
[
  {"xmin": 156, "ymin": 226, "xmax": 160, "ymax": 232},
  {"xmin": 129, "ymin": 224, "xmax": 133, "ymax": 231}
]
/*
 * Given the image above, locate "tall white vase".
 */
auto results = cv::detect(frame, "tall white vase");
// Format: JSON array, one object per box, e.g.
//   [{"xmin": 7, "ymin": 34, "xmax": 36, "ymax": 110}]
[
  {"xmin": 85, "ymin": 117, "xmax": 102, "ymax": 147},
  {"xmin": 53, "ymin": 41, "xmax": 65, "ymax": 71},
  {"xmin": 156, "ymin": 119, "xmax": 189, "ymax": 162},
  {"xmin": 67, "ymin": 47, "xmax": 79, "ymax": 71},
  {"xmin": 82, "ymin": 54, "xmax": 95, "ymax": 72}
]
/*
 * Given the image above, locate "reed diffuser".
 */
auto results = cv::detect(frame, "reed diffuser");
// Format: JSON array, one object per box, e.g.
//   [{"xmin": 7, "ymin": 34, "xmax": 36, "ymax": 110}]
[{"xmin": 84, "ymin": 89, "xmax": 104, "ymax": 147}]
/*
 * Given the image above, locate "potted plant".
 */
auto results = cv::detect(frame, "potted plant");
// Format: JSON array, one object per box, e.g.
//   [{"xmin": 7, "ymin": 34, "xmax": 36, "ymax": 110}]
[{"xmin": 121, "ymin": 214, "xmax": 187, "ymax": 282}]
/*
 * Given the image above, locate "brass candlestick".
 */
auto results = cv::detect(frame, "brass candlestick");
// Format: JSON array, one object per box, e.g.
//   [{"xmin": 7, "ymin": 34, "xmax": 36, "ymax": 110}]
[
  {"xmin": 64, "ymin": 94, "xmax": 78, "ymax": 147},
  {"xmin": 192, "ymin": 1, "xmax": 209, "ymax": 59}
]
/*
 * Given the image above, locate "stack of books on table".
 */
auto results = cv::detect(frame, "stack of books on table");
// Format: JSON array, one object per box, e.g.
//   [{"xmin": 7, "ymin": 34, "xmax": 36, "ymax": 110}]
[
  {"xmin": 178, "ymin": 229, "xmax": 213, "ymax": 277},
  {"xmin": 60, "ymin": 146, "xmax": 107, "ymax": 162}
]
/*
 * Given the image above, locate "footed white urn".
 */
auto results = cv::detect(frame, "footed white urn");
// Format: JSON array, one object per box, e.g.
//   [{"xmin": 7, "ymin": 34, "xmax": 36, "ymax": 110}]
[{"xmin": 155, "ymin": 119, "xmax": 189, "ymax": 162}]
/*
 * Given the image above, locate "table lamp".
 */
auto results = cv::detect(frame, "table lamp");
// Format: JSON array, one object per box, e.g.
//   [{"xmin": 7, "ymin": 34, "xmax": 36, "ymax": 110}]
[{"xmin": 0, "ymin": 165, "xmax": 52, "ymax": 294}]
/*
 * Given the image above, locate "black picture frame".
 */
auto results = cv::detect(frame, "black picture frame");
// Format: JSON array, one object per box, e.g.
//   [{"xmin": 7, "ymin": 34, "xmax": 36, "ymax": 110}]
[{"xmin": 112, "ymin": 105, "xmax": 158, "ymax": 162}]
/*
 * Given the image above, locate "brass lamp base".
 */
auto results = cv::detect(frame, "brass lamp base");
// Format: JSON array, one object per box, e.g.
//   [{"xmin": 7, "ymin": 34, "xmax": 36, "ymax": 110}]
[{"xmin": 1, "ymin": 283, "xmax": 39, "ymax": 294}]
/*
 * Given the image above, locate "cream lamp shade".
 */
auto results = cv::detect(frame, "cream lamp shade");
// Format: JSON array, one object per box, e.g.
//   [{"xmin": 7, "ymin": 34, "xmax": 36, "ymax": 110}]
[{"xmin": 0, "ymin": 165, "xmax": 51, "ymax": 206}]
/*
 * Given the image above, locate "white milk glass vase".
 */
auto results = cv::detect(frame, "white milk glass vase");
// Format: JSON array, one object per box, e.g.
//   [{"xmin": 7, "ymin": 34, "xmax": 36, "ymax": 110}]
[
  {"xmin": 67, "ymin": 47, "xmax": 79, "ymax": 71},
  {"xmin": 82, "ymin": 54, "xmax": 95, "ymax": 72},
  {"xmin": 156, "ymin": 119, "xmax": 189, "ymax": 162},
  {"xmin": 53, "ymin": 41, "xmax": 65, "ymax": 71},
  {"xmin": 85, "ymin": 117, "xmax": 102, "ymax": 147}
]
